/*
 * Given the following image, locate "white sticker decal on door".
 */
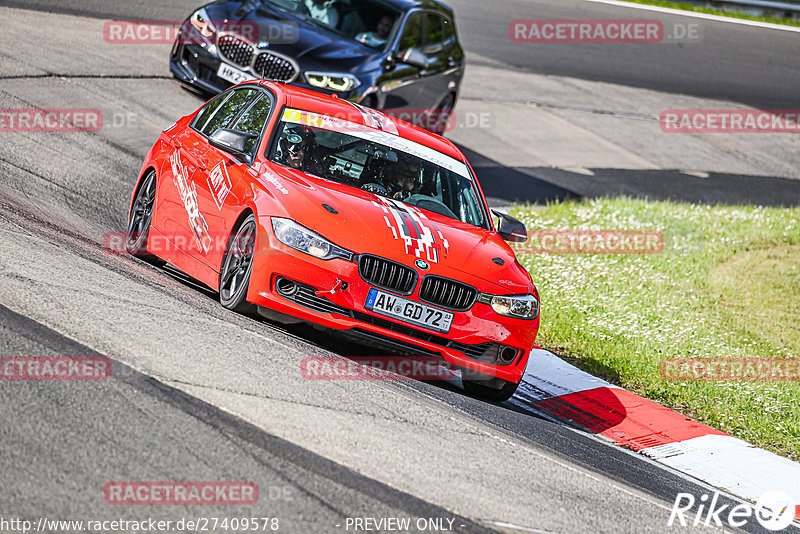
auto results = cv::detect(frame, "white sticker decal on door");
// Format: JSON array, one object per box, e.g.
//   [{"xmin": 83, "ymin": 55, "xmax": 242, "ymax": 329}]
[
  {"xmin": 170, "ymin": 151, "xmax": 211, "ymax": 254},
  {"xmin": 207, "ymin": 162, "xmax": 232, "ymax": 210}
]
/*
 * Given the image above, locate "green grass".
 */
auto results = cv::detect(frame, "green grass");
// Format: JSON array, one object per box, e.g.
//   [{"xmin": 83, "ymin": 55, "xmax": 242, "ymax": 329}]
[
  {"xmin": 617, "ymin": 0, "xmax": 800, "ymax": 27},
  {"xmin": 511, "ymin": 198, "xmax": 800, "ymax": 459}
]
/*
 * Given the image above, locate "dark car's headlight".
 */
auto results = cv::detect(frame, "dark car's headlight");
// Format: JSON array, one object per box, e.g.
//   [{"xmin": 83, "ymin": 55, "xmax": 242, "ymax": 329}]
[
  {"xmin": 477, "ymin": 293, "xmax": 539, "ymax": 320},
  {"xmin": 271, "ymin": 218, "xmax": 353, "ymax": 261},
  {"xmin": 304, "ymin": 72, "xmax": 360, "ymax": 92},
  {"xmin": 190, "ymin": 8, "xmax": 216, "ymax": 39}
]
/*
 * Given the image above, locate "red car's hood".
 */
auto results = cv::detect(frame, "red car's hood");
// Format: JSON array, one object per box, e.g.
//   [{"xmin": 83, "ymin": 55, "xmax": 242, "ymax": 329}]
[{"xmin": 258, "ymin": 164, "xmax": 533, "ymax": 294}]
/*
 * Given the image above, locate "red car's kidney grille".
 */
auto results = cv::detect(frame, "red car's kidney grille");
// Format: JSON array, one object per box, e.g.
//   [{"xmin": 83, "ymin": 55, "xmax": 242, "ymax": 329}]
[
  {"xmin": 419, "ymin": 276, "xmax": 477, "ymax": 311},
  {"xmin": 359, "ymin": 255, "xmax": 416, "ymax": 295},
  {"xmin": 217, "ymin": 35, "xmax": 254, "ymax": 67},
  {"xmin": 254, "ymin": 52, "xmax": 296, "ymax": 82}
]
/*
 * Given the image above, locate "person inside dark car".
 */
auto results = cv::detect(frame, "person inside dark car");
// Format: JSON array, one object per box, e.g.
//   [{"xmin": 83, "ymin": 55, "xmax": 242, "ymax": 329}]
[
  {"xmin": 303, "ymin": 0, "xmax": 339, "ymax": 27},
  {"xmin": 356, "ymin": 14, "xmax": 395, "ymax": 48}
]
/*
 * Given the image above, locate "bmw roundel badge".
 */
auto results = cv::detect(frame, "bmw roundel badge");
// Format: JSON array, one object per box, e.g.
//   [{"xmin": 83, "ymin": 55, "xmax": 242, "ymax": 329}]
[{"xmin": 415, "ymin": 260, "xmax": 429, "ymax": 270}]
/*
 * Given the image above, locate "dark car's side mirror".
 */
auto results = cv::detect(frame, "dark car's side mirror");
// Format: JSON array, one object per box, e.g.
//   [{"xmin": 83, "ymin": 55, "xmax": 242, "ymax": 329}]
[
  {"xmin": 396, "ymin": 48, "xmax": 429, "ymax": 69},
  {"xmin": 209, "ymin": 128, "xmax": 257, "ymax": 163},
  {"xmin": 492, "ymin": 209, "xmax": 528, "ymax": 243}
]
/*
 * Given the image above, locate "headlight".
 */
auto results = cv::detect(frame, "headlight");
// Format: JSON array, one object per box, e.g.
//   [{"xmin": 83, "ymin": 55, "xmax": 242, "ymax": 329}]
[
  {"xmin": 478, "ymin": 293, "xmax": 539, "ymax": 320},
  {"xmin": 271, "ymin": 218, "xmax": 353, "ymax": 261},
  {"xmin": 190, "ymin": 8, "xmax": 216, "ymax": 39},
  {"xmin": 304, "ymin": 72, "xmax": 360, "ymax": 92}
]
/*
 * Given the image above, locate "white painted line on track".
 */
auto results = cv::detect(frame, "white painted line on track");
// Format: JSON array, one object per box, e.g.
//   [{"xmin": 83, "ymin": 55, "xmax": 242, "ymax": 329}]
[
  {"xmin": 651, "ymin": 434, "xmax": 800, "ymax": 504},
  {"xmin": 583, "ymin": 0, "xmax": 800, "ymax": 33},
  {"xmin": 518, "ymin": 348, "xmax": 620, "ymax": 400}
]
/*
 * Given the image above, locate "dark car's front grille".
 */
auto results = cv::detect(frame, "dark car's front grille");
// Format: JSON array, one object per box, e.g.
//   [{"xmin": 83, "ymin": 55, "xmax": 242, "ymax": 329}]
[
  {"xmin": 419, "ymin": 276, "xmax": 477, "ymax": 311},
  {"xmin": 359, "ymin": 255, "xmax": 417, "ymax": 295},
  {"xmin": 218, "ymin": 35, "xmax": 254, "ymax": 67},
  {"xmin": 254, "ymin": 52, "xmax": 296, "ymax": 82}
]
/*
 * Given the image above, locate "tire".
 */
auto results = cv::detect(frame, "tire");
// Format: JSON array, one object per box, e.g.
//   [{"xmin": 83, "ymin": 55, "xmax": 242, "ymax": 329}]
[
  {"xmin": 430, "ymin": 93, "xmax": 455, "ymax": 136},
  {"xmin": 125, "ymin": 169, "xmax": 165, "ymax": 266},
  {"xmin": 219, "ymin": 214, "xmax": 258, "ymax": 315},
  {"xmin": 461, "ymin": 367, "xmax": 519, "ymax": 402}
]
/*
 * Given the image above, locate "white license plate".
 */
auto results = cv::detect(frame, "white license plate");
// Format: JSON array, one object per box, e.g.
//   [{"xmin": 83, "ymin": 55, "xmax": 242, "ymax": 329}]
[
  {"xmin": 365, "ymin": 288, "xmax": 454, "ymax": 333},
  {"xmin": 217, "ymin": 62, "xmax": 257, "ymax": 84}
]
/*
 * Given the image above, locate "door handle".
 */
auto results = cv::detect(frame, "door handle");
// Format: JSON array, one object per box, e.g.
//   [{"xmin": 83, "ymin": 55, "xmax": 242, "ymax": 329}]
[
  {"xmin": 170, "ymin": 137, "xmax": 182, "ymax": 149},
  {"xmin": 197, "ymin": 156, "xmax": 208, "ymax": 171}
]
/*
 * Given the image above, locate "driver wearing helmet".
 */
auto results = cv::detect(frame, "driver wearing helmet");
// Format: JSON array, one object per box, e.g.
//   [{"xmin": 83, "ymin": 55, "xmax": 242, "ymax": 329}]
[
  {"xmin": 388, "ymin": 162, "xmax": 420, "ymax": 200},
  {"xmin": 278, "ymin": 131, "xmax": 310, "ymax": 170},
  {"xmin": 278, "ymin": 128, "xmax": 326, "ymax": 175}
]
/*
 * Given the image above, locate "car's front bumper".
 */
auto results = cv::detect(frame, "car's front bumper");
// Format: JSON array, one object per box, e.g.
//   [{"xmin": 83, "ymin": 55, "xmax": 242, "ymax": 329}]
[{"xmin": 247, "ymin": 218, "xmax": 538, "ymax": 384}]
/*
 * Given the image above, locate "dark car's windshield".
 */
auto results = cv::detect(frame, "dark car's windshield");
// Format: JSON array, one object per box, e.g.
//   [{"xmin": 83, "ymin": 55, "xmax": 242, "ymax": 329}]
[
  {"xmin": 268, "ymin": 108, "xmax": 487, "ymax": 228},
  {"xmin": 260, "ymin": 0, "xmax": 399, "ymax": 49}
]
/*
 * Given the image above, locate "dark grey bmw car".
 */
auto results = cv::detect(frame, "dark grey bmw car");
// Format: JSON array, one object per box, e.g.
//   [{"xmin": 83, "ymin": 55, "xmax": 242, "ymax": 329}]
[{"xmin": 170, "ymin": 0, "xmax": 465, "ymax": 132}]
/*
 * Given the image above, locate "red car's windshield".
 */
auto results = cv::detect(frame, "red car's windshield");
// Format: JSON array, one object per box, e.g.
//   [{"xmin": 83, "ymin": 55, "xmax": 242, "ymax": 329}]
[{"xmin": 268, "ymin": 109, "xmax": 488, "ymax": 228}]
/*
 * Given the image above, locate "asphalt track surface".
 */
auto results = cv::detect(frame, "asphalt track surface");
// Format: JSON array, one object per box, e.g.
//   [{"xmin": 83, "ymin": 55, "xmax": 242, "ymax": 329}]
[{"xmin": 1, "ymin": 1, "xmax": 798, "ymax": 533}]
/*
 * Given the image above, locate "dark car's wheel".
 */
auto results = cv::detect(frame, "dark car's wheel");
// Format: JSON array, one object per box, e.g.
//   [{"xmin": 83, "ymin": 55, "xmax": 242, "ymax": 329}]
[
  {"xmin": 430, "ymin": 93, "xmax": 455, "ymax": 135},
  {"xmin": 461, "ymin": 367, "xmax": 519, "ymax": 402},
  {"xmin": 219, "ymin": 214, "xmax": 258, "ymax": 315},
  {"xmin": 126, "ymin": 169, "xmax": 165, "ymax": 266}
]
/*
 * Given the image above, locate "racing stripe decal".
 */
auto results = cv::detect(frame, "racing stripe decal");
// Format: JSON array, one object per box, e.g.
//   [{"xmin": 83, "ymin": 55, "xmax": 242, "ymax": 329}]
[{"xmin": 372, "ymin": 198, "xmax": 449, "ymax": 263}]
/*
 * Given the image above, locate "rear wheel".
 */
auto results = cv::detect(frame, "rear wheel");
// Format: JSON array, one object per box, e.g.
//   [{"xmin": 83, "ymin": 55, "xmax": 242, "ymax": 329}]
[
  {"xmin": 126, "ymin": 169, "xmax": 165, "ymax": 266},
  {"xmin": 461, "ymin": 367, "xmax": 519, "ymax": 402},
  {"xmin": 219, "ymin": 214, "xmax": 258, "ymax": 315}
]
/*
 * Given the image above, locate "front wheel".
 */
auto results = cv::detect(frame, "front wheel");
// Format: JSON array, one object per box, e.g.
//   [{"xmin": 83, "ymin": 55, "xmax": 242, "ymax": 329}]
[
  {"xmin": 219, "ymin": 214, "xmax": 258, "ymax": 315},
  {"xmin": 461, "ymin": 367, "xmax": 519, "ymax": 402}
]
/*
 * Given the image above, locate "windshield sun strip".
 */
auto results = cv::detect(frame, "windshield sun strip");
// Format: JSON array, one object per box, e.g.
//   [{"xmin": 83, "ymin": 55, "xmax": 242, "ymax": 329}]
[{"xmin": 280, "ymin": 108, "xmax": 471, "ymax": 180}]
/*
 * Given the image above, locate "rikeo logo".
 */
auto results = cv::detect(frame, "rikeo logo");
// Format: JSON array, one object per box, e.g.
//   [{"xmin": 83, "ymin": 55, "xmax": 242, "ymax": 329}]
[{"xmin": 669, "ymin": 491, "xmax": 796, "ymax": 531}]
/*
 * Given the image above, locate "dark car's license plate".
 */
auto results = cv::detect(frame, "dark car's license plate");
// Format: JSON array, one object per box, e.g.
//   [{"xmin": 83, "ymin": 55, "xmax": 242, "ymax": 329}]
[{"xmin": 365, "ymin": 288, "xmax": 453, "ymax": 333}]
